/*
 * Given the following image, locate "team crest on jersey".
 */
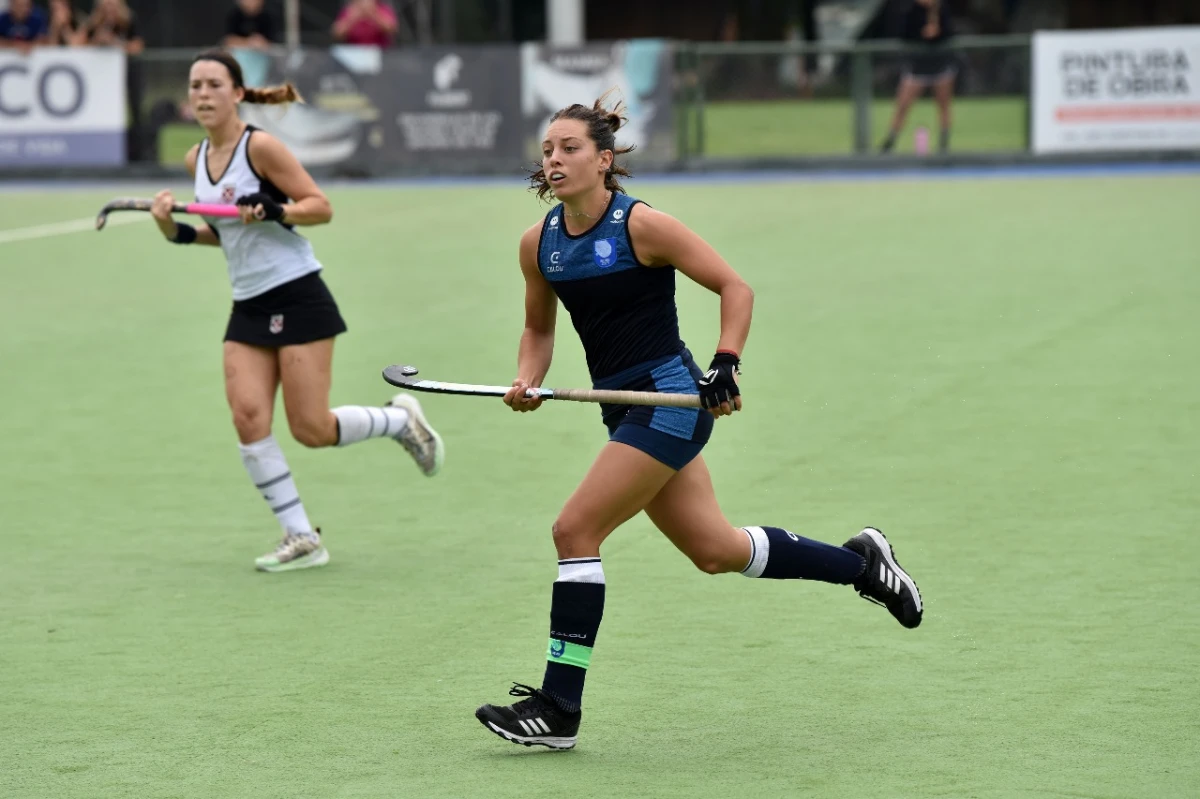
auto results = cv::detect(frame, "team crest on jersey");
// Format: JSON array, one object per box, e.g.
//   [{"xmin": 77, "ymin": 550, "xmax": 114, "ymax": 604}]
[
  {"xmin": 221, "ymin": 184, "xmax": 236, "ymax": 204},
  {"xmin": 594, "ymin": 238, "xmax": 617, "ymax": 268},
  {"xmin": 269, "ymin": 314, "xmax": 284, "ymax": 334}
]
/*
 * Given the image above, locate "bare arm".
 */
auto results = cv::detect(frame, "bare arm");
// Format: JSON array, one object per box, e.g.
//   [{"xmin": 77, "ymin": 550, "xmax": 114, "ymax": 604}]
[
  {"xmin": 517, "ymin": 220, "xmax": 556, "ymax": 385},
  {"xmin": 924, "ymin": 0, "xmax": 942, "ymax": 37},
  {"xmin": 331, "ymin": 8, "xmax": 358, "ymax": 39},
  {"xmin": 368, "ymin": 4, "xmax": 399, "ymax": 34},
  {"xmin": 149, "ymin": 144, "xmax": 221, "ymax": 246},
  {"xmin": 504, "ymin": 221, "xmax": 558, "ymax": 411},
  {"xmin": 628, "ymin": 205, "xmax": 753, "ymax": 357},
  {"xmin": 246, "ymin": 132, "xmax": 333, "ymax": 225}
]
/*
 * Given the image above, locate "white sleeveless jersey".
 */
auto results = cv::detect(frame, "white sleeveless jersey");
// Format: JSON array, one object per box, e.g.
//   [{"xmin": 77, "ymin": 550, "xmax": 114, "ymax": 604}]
[{"xmin": 194, "ymin": 126, "xmax": 323, "ymax": 300}]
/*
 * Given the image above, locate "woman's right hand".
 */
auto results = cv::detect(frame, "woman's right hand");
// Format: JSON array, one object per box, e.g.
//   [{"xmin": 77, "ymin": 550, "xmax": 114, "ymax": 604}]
[
  {"xmin": 151, "ymin": 189, "xmax": 178, "ymax": 238},
  {"xmin": 503, "ymin": 379, "xmax": 544, "ymax": 412}
]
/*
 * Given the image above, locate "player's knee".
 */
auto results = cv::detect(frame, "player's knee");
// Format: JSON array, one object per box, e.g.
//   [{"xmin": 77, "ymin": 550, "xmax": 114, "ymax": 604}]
[
  {"xmin": 551, "ymin": 516, "xmax": 601, "ymax": 558},
  {"xmin": 690, "ymin": 551, "xmax": 740, "ymax": 575},
  {"xmin": 692, "ymin": 556, "xmax": 729, "ymax": 575},
  {"xmin": 685, "ymin": 541, "xmax": 743, "ymax": 575},
  {"xmin": 231, "ymin": 404, "xmax": 270, "ymax": 441},
  {"xmin": 288, "ymin": 416, "xmax": 333, "ymax": 448}
]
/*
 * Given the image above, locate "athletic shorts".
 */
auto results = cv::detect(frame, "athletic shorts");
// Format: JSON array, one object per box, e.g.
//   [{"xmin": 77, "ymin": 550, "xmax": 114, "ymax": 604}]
[
  {"xmin": 224, "ymin": 271, "xmax": 347, "ymax": 347},
  {"xmin": 904, "ymin": 49, "xmax": 959, "ymax": 84},
  {"xmin": 595, "ymin": 348, "xmax": 713, "ymax": 471}
]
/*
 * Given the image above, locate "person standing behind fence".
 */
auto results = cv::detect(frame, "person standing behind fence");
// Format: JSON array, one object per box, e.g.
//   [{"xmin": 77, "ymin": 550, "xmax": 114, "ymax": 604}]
[
  {"xmin": 0, "ymin": 0, "xmax": 49, "ymax": 52},
  {"xmin": 224, "ymin": 0, "xmax": 278, "ymax": 51},
  {"xmin": 332, "ymin": 0, "xmax": 398, "ymax": 48},
  {"xmin": 880, "ymin": 0, "xmax": 956, "ymax": 154}
]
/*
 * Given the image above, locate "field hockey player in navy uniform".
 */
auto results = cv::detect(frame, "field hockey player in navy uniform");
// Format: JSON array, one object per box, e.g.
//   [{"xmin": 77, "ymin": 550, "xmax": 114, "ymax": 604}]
[
  {"xmin": 148, "ymin": 50, "xmax": 445, "ymax": 572},
  {"xmin": 474, "ymin": 97, "xmax": 924, "ymax": 750}
]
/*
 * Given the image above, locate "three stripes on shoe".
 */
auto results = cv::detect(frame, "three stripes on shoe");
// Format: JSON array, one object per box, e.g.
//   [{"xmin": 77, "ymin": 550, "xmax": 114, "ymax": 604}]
[
  {"xmin": 877, "ymin": 561, "xmax": 905, "ymax": 595},
  {"xmin": 513, "ymin": 717, "xmax": 554, "ymax": 737}
]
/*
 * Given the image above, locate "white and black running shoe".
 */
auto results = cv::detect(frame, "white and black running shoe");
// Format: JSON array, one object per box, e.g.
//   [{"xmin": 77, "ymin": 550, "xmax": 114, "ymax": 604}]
[
  {"xmin": 475, "ymin": 683, "xmax": 581, "ymax": 750},
  {"xmin": 843, "ymin": 527, "xmax": 923, "ymax": 629}
]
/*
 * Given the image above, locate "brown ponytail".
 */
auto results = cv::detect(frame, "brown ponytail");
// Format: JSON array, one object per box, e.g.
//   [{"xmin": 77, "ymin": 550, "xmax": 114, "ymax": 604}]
[
  {"xmin": 192, "ymin": 50, "xmax": 304, "ymax": 106},
  {"xmin": 243, "ymin": 83, "xmax": 304, "ymax": 105},
  {"xmin": 529, "ymin": 89, "xmax": 635, "ymax": 202}
]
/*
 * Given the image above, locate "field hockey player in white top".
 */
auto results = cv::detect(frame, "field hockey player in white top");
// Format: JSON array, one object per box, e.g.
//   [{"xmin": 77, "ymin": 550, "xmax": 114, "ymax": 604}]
[{"xmin": 146, "ymin": 49, "xmax": 445, "ymax": 573}]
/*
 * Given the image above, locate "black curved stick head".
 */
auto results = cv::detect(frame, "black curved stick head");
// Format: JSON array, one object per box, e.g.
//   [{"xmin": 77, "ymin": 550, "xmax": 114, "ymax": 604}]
[
  {"xmin": 94, "ymin": 198, "xmax": 150, "ymax": 232},
  {"xmin": 95, "ymin": 207, "xmax": 113, "ymax": 231},
  {"xmin": 382, "ymin": 364, "xmax": 420, "ymax": 388}
]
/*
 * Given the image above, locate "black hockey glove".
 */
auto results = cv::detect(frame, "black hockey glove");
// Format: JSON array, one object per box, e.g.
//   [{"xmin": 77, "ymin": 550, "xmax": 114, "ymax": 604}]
[{"xmin": 698, "ymin": 351, "xmax": 741, "ymax": 410}]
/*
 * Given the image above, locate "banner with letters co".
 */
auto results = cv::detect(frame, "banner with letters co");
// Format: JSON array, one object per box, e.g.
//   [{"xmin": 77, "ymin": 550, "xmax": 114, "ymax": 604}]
[
  {"xmin": 0, "ymin": 48, "xmax": 126, "ymax": 167},
  {"xmin": 236, "ymin": 45, "xmax": 524, "ymax": 172},
  {"xmin": 1032, "ymin": 26, "xmax": 1200, "ymax": 153}
]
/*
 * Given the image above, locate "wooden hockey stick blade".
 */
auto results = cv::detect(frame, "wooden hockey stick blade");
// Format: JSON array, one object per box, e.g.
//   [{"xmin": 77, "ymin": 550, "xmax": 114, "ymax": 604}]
[{"xmin": 381, "ymin": 365, "xmax": 701, "ymax": 408}]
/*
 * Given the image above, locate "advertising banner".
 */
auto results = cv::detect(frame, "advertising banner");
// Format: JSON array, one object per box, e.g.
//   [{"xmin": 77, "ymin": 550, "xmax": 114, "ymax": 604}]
[
  {"xmin": 0, "ymin": 48, "xmax": 126, "ymax": 167},
  {"xmin": 235, "ymin": 45, "xmax": 524, "ymax": 171},
  {"xmin": 1032, "ymin": 26, "xmax": 1200, "ymax": 153},
  {"xmin": 520, "ymin": 40, "xmax": 675, "ymax": 163}
]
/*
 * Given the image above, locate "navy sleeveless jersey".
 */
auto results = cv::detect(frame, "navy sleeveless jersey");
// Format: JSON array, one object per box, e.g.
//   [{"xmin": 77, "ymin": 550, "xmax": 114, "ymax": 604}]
[{"xmin": 536, "ymin": 193, "xmax": 684, "ymax": 381}]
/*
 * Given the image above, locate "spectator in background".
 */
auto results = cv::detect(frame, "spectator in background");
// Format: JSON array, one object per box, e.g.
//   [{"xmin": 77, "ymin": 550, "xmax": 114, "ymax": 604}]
[
  {"xmin": 332, "ymin": 0, "xmax": 398, "ymax": 48},
  {"xmin": 47, "ymin": 0, "xmax": 83, "ymax": 46},
  {"xmin": 79, "ymin": 0, "xmax": 141, "ymax": 53},
  {"xmin": 0, "ymin": 0, "xmax": 49, "ymax": 51},
  {"xmin": 225, "ymin": 0, "xmax": 277, "ymax": 51},
  {"xmin": 80, "ymin": 0, "xmax": 145, "ymax": 160},
  {"xmin": 880, "ymin": 0, "xmax": 956, "ymax": 154}
]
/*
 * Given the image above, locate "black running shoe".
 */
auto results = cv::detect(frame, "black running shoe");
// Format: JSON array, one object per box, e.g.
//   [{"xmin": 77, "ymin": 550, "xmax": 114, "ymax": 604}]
[
  {"xmin": 843, "ymin": 527, "xmax": 924, "ymax": 628},
  {"xmin": 475, "ymin": 683, "xmax": 581, "ymax": 750}
]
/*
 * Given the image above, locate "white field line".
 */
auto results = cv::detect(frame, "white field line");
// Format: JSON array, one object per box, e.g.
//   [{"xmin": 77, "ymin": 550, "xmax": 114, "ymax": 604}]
[{"xmin": 0, "ymin": 213, "xmax": 144, "ymax": 245}]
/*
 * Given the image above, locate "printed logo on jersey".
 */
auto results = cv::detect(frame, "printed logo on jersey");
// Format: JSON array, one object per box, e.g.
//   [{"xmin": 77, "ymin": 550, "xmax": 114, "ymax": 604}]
[
  {"xmin": 611, "ymin": 208, "xmax": 624, "ymax": 222},
  {"xmin": 549, "ymin": 215, "xmax": 559, "ymax": 227},
  {"xmin": 546, "ymin": 251, "xmax": 563, "ymax": 273},
  {"xmin": 550, "ymin": 639, "xmax": 566, "ymax": 658},
  {"xmin": 269, "ymin": 314, "xmax": 284, "ymax": 334},
  {"xmin": 594, "ymin": 238, "xmax": 617, "ymax": 267},
  {"xmin": 221, "ymin": 184, "xmax": 237, "ymax": 205}
]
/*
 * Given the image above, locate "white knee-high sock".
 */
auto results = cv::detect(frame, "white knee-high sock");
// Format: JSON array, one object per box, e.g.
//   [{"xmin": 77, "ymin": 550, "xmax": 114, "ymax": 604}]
[
  {"xmin": 332, "ymin": 405, "xmax": 409, "ymax": 447},
  {"xmin": 238, "ymin": 434, "xmax": 314, "ymax": 534}
]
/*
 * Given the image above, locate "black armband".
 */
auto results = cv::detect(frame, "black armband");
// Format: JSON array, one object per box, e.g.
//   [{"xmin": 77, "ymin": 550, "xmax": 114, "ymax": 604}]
[{"xmin": 170, "ymin": 223, "xmax": 198, "ymax": 245}]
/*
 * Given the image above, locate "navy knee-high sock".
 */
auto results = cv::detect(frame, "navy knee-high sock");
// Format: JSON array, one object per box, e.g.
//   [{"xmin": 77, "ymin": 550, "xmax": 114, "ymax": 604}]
[
  {"xmin": 740, "ymin": 526, "xmax": 865, "ymax": 584},
  {"xmin": 541, "ymin": 558, "xmax": 605, "ymax": 714}
]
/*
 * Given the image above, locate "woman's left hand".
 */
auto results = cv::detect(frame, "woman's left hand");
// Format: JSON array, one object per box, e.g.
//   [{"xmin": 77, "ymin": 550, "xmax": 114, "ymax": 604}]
[
  {"xmin": 236, "ymin": 192, "xmax": 286, "ymax": 225},
  {"xmin": 698, "ymin": 352, "xmax": 743, "ymax": 418}
]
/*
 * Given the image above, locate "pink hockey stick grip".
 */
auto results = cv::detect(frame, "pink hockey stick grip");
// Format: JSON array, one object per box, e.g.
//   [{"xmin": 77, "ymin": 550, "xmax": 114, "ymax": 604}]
[{"xmin": 184, "ymin": 203, "xmax": 242, "ymax": 218}]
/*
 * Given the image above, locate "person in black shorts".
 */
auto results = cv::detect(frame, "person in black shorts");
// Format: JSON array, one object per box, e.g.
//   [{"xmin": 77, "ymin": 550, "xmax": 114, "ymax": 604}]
[
  {"xmin": 144, "ymin": 50, "xmax": 444, "ymax": 572},
  {"xmin": 880, "ymin": 0, "xmax": 957, "ymax": 154},
  {"xmin": 472, "ymin": 95, "xmax": 924, "ymax": 751}
]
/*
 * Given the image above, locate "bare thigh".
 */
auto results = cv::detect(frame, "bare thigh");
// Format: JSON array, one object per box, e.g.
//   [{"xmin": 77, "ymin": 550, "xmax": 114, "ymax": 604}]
[
  {"xmin": 643, "ymin": 455, "xmax": 751, "ymax": 575},
  {"xmin": 552, "ymin": 441, "xmax": 679, "ymax": 559},
  {"xmin": 934, "ymin": 76, "xmax": 955, "ymax": 111},
  {"xmin": 896, "ymin": 76, "xmax": 924, "ymax": 105},
  {"xmin": 279, "ymin": 338, "xmax": 338, "ymax": 448},
  {"xmin": 224, "ymin": 341, "xmax": 280, "ymax": 444}
]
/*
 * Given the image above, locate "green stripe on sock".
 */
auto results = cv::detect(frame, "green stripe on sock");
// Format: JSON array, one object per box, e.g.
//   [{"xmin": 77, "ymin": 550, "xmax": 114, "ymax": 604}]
[{"xmin": 547, "ymin": 638, "xmax": 592, "ymax": 669}]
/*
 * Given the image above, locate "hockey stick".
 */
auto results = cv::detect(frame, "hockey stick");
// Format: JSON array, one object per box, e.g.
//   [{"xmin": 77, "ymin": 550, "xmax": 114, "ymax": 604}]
[
  {"xmin": 382, "ymin": 364, "xmax": 702, "ymax": 408},
  {"xmin": 95, "ymin": 198, "xmax": 243, "ymax": 231}
]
